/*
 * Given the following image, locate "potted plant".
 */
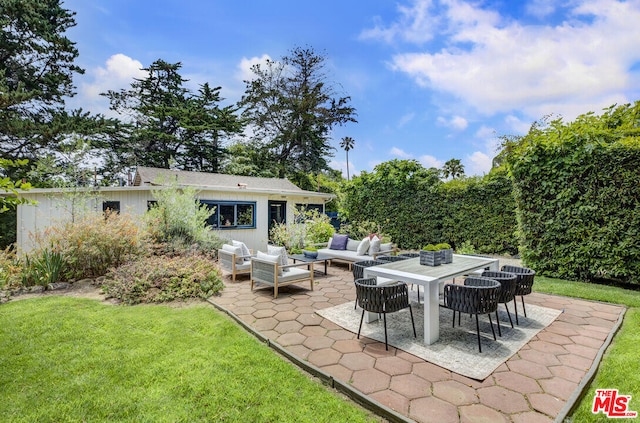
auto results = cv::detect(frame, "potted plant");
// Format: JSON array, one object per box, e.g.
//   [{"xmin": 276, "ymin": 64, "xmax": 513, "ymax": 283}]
[
  {"xmin": 419, "ymin": 244, "xmax": 442, "ymax": 266},
  {"xmin": 435, "ymin": 243, "xmax": 453, "ymax": 264},
  {"xmin": 303, "ymin": 245, "xmax": 318, "ymax": 259}
]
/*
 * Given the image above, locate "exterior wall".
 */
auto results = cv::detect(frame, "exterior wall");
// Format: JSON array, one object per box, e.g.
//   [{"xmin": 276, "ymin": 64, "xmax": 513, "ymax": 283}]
[{"xmin": 16, "ymin": 188, "xmax": 326, "ymax": 254}]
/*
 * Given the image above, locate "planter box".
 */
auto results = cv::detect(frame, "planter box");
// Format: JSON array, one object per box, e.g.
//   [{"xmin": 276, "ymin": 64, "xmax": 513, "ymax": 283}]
[
  {"xmin": 420, "ymin": 250, "xmax": 442, "ymax": 266},
  {"xmin": 442, "ymin": 249, "xmax": 453, "ymax": 264}
]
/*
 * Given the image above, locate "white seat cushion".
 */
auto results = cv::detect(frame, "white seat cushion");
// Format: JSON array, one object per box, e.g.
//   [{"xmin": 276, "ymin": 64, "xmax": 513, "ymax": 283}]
[{"xmin": 279, "ymin": 267, "xmax": 310, "ymax": 282}]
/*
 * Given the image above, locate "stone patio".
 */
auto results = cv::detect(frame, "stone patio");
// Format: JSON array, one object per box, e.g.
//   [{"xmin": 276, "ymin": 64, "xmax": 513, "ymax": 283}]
[{"xmin": 207, "ymin": 261, "xmax": 625, "ymax": 423}]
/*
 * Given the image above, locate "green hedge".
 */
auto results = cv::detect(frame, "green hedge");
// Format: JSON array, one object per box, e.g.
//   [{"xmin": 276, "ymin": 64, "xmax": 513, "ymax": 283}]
[
  {"xmin": 505, "ymin": 102, "xmax": 640, "ymax": 284},
  {"xmin": 339, "ymin": 159, "xmax": 517, "ymax": 253}
]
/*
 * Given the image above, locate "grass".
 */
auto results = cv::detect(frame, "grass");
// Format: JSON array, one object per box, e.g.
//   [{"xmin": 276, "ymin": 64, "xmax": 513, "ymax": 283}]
[
  {"xmin": 534, "ymin": 276, "xmax": 640, "ymax": 421},
  {"xmin": 0, "ymin": 297, "xmax": 381, "ymax": 423}
]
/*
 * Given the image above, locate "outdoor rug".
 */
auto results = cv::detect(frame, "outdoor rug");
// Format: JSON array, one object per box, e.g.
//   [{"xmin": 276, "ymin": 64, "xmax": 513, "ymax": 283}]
[{"xmin": 317, "ymin": 294, "xmax": 562, "ymax": 380}]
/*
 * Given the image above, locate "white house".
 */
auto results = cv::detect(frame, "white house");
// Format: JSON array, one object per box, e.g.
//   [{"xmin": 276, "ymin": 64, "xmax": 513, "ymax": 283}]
[{"xmin": 13, "ymin": 166, "xmax": 334, "ymax": 253}]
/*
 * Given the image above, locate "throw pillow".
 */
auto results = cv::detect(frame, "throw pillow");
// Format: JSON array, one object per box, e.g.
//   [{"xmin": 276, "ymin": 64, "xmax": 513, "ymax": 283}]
[
  {"xmin": 329, "ymin": 234, "xmax": 349, "ymax": 250},
  {"xmin": 346, "ymin": 238, "xmax": 360, "ymax": 251},
  {"xmin": 356, "ymin": 237, "xmax": 370, "ymax": 255},
  {"xmin": 222, "ymin": 244, "xmax": 243, "ymax": 264},
  {"xmin": 368, "ymin": 233, "xmax": 379, "ymax": 240},
  {"xmin": 256, "ymin": 251, "xmax": 283, "ymax": 276},
  {"xmin": 232, "ymin": 240, "xmax": 251, "ymax": 258},
  {"xmin": 267, "ymin": 245, "xmax": 289, "ymax": 272},
  {"xmin": 380, "ymin": 242, "xmax": 393, "ymax": 253},
  {"xmin": 369, "ymin": 236, "xmax": 381, "ymax": 255}
]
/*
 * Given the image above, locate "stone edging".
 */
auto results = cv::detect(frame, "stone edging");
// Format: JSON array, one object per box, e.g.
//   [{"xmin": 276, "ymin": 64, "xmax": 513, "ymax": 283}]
[{"xmin": 554, "ymin": 306, "xmax": 627, "ymax": 423}]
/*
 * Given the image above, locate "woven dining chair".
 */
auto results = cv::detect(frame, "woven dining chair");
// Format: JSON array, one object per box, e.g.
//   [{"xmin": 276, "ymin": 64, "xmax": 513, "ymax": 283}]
[
  {"xmin": 442, "ymin": 276, "xmax": 500, "ymax": 353},
  {"xmin": 355, "ymin": 278, "xmax": 416, "ymax": 351},
  {"xmin": 482, "ymin": 270, "xmax": 517, "ymax": 336},
  {"xmin": 352, "ymin": 260, "xmax": 384, "ymax": 309},
  {"xmin": 501, "ymin": 265, "xmax": 536, "ymax": 325},
  {"xmin": 376, "ymin": 255, "xmax": 409, "ymax": 263}
]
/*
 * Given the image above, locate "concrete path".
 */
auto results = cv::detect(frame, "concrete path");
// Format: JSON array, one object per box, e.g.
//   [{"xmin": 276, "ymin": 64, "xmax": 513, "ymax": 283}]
[{"xmin": 208, "ymin": 261, "xmax": 625, "ymax": 423}]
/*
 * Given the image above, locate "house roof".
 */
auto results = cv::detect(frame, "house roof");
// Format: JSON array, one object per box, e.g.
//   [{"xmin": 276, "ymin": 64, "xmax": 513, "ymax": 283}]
[
  {"xmin": 134, "ymin": 166, "xmax": 303, "ymax": 191},
  {"xmin": 132, "ymin": 167, "xmax": 333, "ymax": 199}
]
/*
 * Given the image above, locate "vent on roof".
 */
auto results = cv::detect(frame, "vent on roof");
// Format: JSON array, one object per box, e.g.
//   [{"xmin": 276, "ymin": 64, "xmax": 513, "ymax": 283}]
[{"xmin": 237, "ymin": 183, "xmax": 247, "ymax": 189}]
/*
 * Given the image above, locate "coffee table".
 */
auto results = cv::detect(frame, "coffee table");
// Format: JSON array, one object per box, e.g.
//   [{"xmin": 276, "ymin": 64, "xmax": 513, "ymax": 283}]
[{"xmin": 290, "ymin": 253, "xmax": 334, "ymax": 275}]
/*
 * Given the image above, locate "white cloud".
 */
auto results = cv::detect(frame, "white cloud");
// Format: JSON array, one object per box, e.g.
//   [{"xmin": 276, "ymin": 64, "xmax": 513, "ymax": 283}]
[
  {"xmin": 465, "ymin": 151, "xmax": 492, "ymax": 175},
  {"xmin": 390, "ymin": 147, "xmax": 412, "ymax": 158},
  {"xmin": 503, "ymin": 115, "xmax": 531, "ymax": 134},
  {"xmin": 526, "ymin": 0, "xmax": 558, "ymax": 18},
  {"xmin": 74, "ymin": 54, "xmax": 146, "ymax": 116},
  {"xmin": 419, "ymin": 154, "xmax": 443, "ymax": 168},
  {"xmin": 359, "ymin": 0, "xmax": 440, "ymax": 44},
  {"xmin": 474, "ymin": 125, "xmax": 495, "ymax": 140},
  {"xmin": 236, "ymin": 54, "xmax": 272, "ymax": 83},
  {"xmin": 380, "ymin": 0, "xmax": 640, "ymax": 122},
  {"xmin": 329, "ymin": 160, "xmax": 359, "ymax": 179},
  {"xmin": 398, "ymin": 112, "xmax": 416, "ymax": 127},
  {"xmin": 437, "ymin": 115, "xmax": 468, "ymax": 130}
]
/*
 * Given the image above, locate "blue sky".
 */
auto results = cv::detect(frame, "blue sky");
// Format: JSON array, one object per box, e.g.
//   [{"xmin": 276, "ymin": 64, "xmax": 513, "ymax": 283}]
[{"xmin": 62, "ymin": 0, "xmax": 640, "ymax": 177}]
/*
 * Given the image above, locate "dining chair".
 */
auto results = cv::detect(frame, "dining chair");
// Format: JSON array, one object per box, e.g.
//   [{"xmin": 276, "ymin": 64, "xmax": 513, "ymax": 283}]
[
  {"xmin": 442, "ymin": 276, "xmax": 500, "ymax": 353},
  {"xmin": 352, "ymin": 260, "xmax": 384, "ymax": 309},
  {"xmin": 501, "ymin": 265, "xmax": 536, "ymax": 325},
  {"xmin": 355, "ymin": 278, "xmax": 416, "ymax": 351},
  {"xmin": 482, "ymin": 270, "xmax": 517, "ymax": 336}
]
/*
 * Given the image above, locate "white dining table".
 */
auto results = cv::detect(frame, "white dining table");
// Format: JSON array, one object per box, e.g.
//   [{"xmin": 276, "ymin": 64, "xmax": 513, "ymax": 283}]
[{"xmin": 363, "ymin": 254, "xmax": 499, "ymax": 345}]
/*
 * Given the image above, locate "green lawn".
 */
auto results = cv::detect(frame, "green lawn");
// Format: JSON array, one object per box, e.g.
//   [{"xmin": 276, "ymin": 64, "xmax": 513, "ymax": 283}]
[
  {"xmin": 534, "ymin": 276, "xmax": 640, "ymax": 422},
  {"xmin": 0, "ymin": 297, "xmax": 381, "ymax": 423}
]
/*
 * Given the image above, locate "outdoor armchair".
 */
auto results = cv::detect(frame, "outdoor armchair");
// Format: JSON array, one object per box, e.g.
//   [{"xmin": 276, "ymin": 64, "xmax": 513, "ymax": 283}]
[
  {"xmin": 482, "ymin": 270, "xmax": 518, "ymax": 336},
  {"xmin": 443, "ymin": 276, "xmax": 500, "ymax": 353},
  {"xmin": 501, "ymin": 265, "xmax": 536, "ymax": 325},
  {"xmin": 218, "ymin": 245, "xmax": 252, "ymax": 282},
  {"xmin": 355, "ymin": 278, "xmax": 416, "ymax": 351},
  {"xmin": 250, "ymin": 256, "xmax": 314, "ymax": 299}
]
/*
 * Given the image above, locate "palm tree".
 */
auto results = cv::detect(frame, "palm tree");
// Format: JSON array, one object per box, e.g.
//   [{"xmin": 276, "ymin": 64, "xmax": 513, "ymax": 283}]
[
  {"xmin": 442, "ymin": 158, "xmax": 465, "ymax": 180},
  {"xmin": 340, "ymin": 136, "xmax": 355, "ymax": 181}
]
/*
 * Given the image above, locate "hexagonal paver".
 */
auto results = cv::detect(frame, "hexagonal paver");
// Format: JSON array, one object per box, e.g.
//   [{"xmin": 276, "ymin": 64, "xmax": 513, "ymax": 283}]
[
  {"xmin": 299, "ymin": 325, "xmax": 327, "ymax": 337},
  {"xmin": 252, "ymin": 308, "xmax": 277, "ymax": 319},
  {"xmin": 340, "ymin": 352, "xmax": 376, "ymax": 371},
  {"xmin": 297, "ymin": 313, "xmax": 323, "ymax": 326},
  {"xmin": 273, "ymin": 310, "xmax": 299, "ymax": 321},
  {"xmin": 370, "ymin": 390, "xmax": 410, "ymax": 416},
  {"xmin": 350, "ymin": 368, "xmax": 391, "ymax": 394},
  {"xmin": 303, "ymin": 336, "xmax": 334, "ymax": 350},
  {"xmin": 273, "ymin": 318, "xmax": 303, "ymax": 334},
  {"xmin": 528, "ymin": 392, "xmax": 564, "ymax": 417},
  {"xmin": 307, "ymin": 348, "xmax": 341, "ymax": 367},
  {"xmin": 412, "ymin": 361, "xmax": 451, "ymax": 382},
  {"xmin": 459, "ymin": 404, "xmax": 509, "ymax": 423},
  {"xmin": 276, "ymin": 332, "xmax": 306, "ymax": 346},
  {"xmin": 375, "ymin": 356, "xmax": 413, "ymax": 376},
  {"xmin": 538, "ymin": 377, "xmax": 578, "ymax": 401},
  {"xmin": 409, "ymin": 396, "xmax": 458, "ymax": 423},
  {"xmin": 333, "ymin": 339, "xmax": 363, "ymax": 354},
  {"xmin": 510, "ymin": 411, "xmax": 554, "ymax": 423},
  {"xmin": 477, "ymin": 386, "xmax": 530, "ymax": 414},
  {"xmin": 390, "ymin": 373, "xmax": 431, "ymax": 399},
  {"xmin": 494, "ymin": 371, "xmax": 541, "ymax": 394},
  {"xmin": 433, "ymin": 380, "xmax": 479, "ymax": 406},
  {"xmin": 507, "ymin": 359, "xmax": 553, "ymax": 379}
]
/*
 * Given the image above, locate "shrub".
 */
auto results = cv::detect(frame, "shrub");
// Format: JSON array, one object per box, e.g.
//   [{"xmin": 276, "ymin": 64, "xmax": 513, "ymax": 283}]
[
  {"xmin": 22, "ymin": 247, "xmax": 66, "ymax": 287},
  {"xmin": 0, "ymin": 247, "xmax": 22, "ymax": 289},
  {"xmin": 145, "ymin": 184, "xmax": 225, "ymax": 254},
  {"xmin": 102, "ymin": 255, "xmax": 224, "ymax": 305},
  {"xmin": 504, "ymin": 102, "xmax": 640, "ymax": 284},
  {"xmin": 269, "ymin": 208, "xmax": 335, "ymax": 252},
  {"xmin": 32, "ymin": 210, "xmax": 150, "ymax": 280}
]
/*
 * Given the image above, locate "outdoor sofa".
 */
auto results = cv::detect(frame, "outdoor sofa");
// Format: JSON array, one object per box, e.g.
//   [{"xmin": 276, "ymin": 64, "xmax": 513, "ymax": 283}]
[{"xmin": 317, "ymin": 234, "xmax": 396, "ymax": 270}]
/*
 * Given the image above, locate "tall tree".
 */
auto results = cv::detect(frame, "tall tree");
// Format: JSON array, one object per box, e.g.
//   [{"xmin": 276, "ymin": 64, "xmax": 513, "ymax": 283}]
[
  {"xmin": 240, "ymin": 46, "xmax": 357, "ymax": 179},
  {"xmin": 339, "ymin": 136, "xmax": 355, "ymax": 181},
  {"xmin": 0, "ymin": 0, "xmax": 94, "ymax": 175},
  {"xmin": 102, "ymin": 60, "xmax": 242, "ymax": 173},
  {"xmin": 442, "ymin": 158, "xmax": 465, "ymax": 179}
]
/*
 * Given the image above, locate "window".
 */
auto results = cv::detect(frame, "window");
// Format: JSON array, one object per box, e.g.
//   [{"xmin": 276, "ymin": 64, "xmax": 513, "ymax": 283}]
[
  {"xmin": 147, "ymin": 200, "xmax": 158, "ymax": 210},
  {"xmin": 102, "ymin": 201, "xmax": 120, "ymax": 214},
  {"xmin": 200, "ymin": 201, "xmax": 256, "ymax": 229}
]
